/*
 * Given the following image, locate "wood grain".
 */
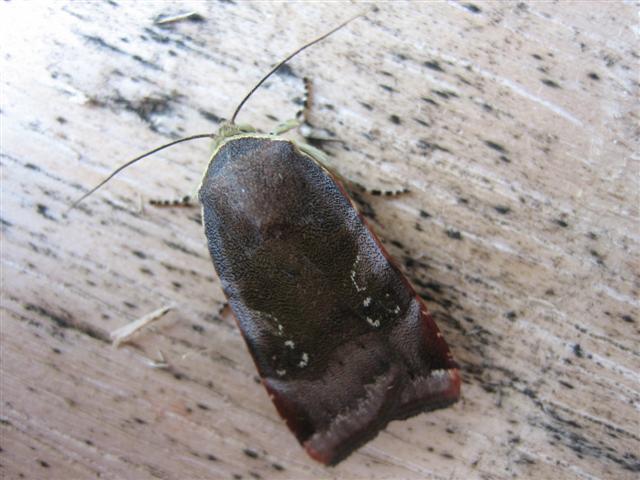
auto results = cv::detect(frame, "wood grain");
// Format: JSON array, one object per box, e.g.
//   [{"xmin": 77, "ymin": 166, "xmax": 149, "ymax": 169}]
[{"xmin": 1, "ymin": 1, "xmax": 638, "ymax": 479}]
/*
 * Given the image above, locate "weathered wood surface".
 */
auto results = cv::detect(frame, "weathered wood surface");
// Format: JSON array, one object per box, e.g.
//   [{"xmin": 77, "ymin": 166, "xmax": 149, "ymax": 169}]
[{"xmin": 1, "ymin": 1, "xmax": 638, "ymax": 479}]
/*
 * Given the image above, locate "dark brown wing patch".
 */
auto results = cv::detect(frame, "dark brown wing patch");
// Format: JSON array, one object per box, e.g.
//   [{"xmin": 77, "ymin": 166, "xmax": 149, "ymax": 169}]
[{"xmin": 199, "ymin": 137, "xmax": 460, "ymax": 464}]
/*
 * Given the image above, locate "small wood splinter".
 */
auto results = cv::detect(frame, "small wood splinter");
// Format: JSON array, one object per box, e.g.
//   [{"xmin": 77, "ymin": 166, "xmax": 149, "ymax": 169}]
[
  {"xmin": 145, "ymin": 349, "xmax": 169, "ymax": 369},
  {"xmin": 154, "ymin": 11, "xmax": 204, "ymax": 26},
  {"xmin": 110, "ymin": 304, "xmax": 175, "ymax": 348}
]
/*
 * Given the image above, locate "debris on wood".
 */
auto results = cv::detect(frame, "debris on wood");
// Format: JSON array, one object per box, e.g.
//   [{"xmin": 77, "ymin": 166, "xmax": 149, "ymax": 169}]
[
  {"xmin": 110, "ymin": 304, "xmax": 175, "ymax": 347},
  {"xmin": 154, "ymin": 12, "xmax": 205, "ymax": 26},
  {"xmin": 145, "ymin": 349, "xmax": 169, "ymax": 369}
]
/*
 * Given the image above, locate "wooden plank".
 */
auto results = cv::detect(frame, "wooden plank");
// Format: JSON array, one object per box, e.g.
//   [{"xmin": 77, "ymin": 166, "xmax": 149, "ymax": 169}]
[{"xmin": 1, "ymin": 1, "xmax": 638, "ymax": 479}]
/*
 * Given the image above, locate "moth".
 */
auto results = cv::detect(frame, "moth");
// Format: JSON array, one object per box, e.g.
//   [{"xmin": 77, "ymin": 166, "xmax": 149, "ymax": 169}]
[{"xmin": 70, "ymin": 15, "xmax": 460, "ymax": 465}]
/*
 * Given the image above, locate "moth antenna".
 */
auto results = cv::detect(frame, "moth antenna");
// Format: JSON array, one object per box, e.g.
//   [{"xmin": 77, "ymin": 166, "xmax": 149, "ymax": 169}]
[
  {"xmin": 230, "ymin": 14, "xmax": 361, "ymax": 125},
  {"xmin": 67, "ymin": 15, "xmax": 362, "ymax": 215},
  {"xmin": 65, "ymin": 133, "xmax": 214, "ymax": 215}
]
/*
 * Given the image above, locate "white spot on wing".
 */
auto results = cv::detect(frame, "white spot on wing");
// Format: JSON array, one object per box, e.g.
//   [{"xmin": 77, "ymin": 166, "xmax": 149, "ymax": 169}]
[
  {"xmin": 298, "ymin": 352, "xmax": 309, "ymax": 368},
  {"xmin": 350, "ymin": 254, "xmax": 367, "ymax": 292},
  {"xmin": 284, "ymin": 340, "xmax": 295, "ymax": 349},
  {"xmin": 366, "ymin": 317, "xmax": 381, "ymax": 328},
  {"xmin": 263, "ymin": 312, "xmax": 285, "ymax": 336},
  {"xmin": 276, "ymin": 369, "xmax": 286, "ymax": 377},
  {"xmin": 363, "ymin": 297, "xmax": 372, "ymax": 307}
]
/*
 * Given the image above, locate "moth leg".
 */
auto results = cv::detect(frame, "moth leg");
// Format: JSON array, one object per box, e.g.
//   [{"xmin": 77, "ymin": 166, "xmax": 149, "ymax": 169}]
[
  {"xmin": 271, "ymin": 118, "xmax": 302, "ymax": 136},
  {"xmin": 352, "ymin": 184, "xmax": 410, "ymax": 197},
  {"xmin": 271, "ymin": 77, "xmax": 339, "ymax": 141},
  {"xmin": 270, "ymin": 78, "xmax": 311, "ymax": 135},
  {"xmin": 295, "ymin": 141, "xmax": 359, "ymax": 189},
  {"xmin": 299, "ymin": 125, "xmax": 343, "ymax": 143},
  {"xmin": 296, "ymin": 76, "xmax": 313, "ymax": 126},
  {"xmin": 295, "ymin": 141, "xmax": 331, "ymax": 166},
  {"xmin": 297, "ymin": 77, "xmax": 343, "ymax": 142},
  {"xmin": 149, "ymin": 194, "xmax": 198, "ymax": 208},
  {"xmin": 295, "ymin": 141, "xmax": 409, "ymax": 196},
  {"xmin": 292, "ymin": 79, "xmax": 406, "ymax": 195},
  {"xmin": 272, "ymin": 117, "xmax": 338, "ymax": 139}
]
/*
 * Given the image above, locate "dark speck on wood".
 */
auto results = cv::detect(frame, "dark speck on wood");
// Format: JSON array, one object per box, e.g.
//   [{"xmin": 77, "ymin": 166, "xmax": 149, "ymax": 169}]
[
  {"xmin": 541, "ymin": 78, "xmax": 561, "ymax": 88},
  {"xmin": 243, "ymin": 448, "xmax": 259, "ymax": 459},
  {"xmin": 199, "ymin": 109, "xmax": 223, "ymax": 123},
  {"xmin": 192, "ymin": 324, "xmax": 204, "ymax": 333},
  {"xmin": 446, "ymin": 229, "xmax": 463, "ymax": 240},
  {"xmin": 463, "ymin": 3, "xmax": 482, "ymax": 13},
  {"xmin": 83, "ymin": 34, "xmax": 125, "ymax": 54},
  {"xmin": 433, "ymin": 89, "xmax": 458, "ymax": 99},
  {"xmin": 417, "ymin": 140, "xmax": 451, "ymax": 153},
  {"xmin": 589, "ymin": 249, "xmax": 605, "ymax": 266},
  {"xmin": 274, "ymin": 63, "xmax": 297, "ymax": 78},
  {"xmin": 424, "ymin": 60, "xmax": 444, "ymax": 72},
  {"xmin": 485, "ymin": 140, "xmax": 508, "ymax": 153},
  {"xmin": 621, "ymin": 314, "xmax": 635, "ymax": 323},
  {"xmin": 36, "ymin": 204, "xmax": 56, "ymax": 221},
  {"xmin": 24, "ymin": 303, "xmax": 108, "ymax": 342}
]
